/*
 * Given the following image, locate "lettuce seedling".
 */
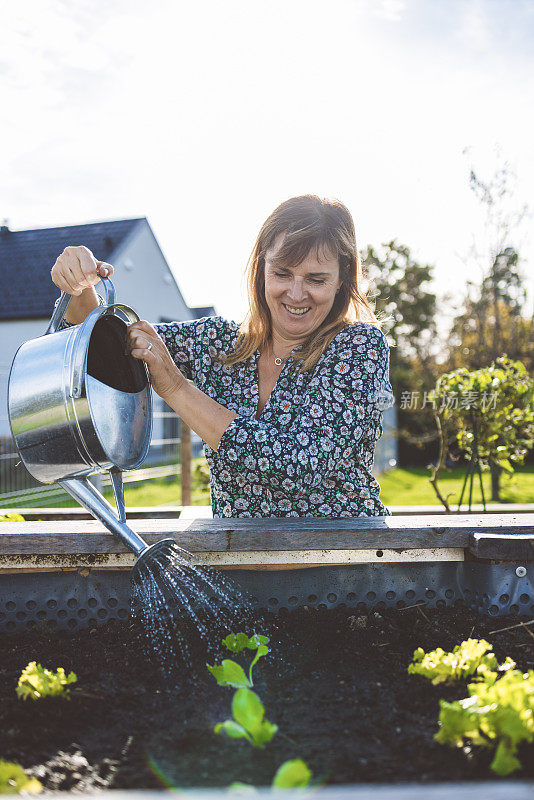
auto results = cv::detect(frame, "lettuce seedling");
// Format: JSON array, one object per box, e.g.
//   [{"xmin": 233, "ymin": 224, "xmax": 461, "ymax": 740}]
[
  {"xmin": 214, "ymin": 687, "xmax": 278, "ymax": 748},
  {"xmin": 16, "ymin": 662, "xmax": 77, "ymax": 701},
  {"xmin": 0, "ymin": 761, "xmax": 42, "ymax": 794},
  {"xmin": 407, "ymin": 639, "xmax": 505, "ymax": 685},
  {"xmin": 208, "ymin": 632, "xmax": 270, "ymax": 687},
  {"xmin": 272, "ymin": 759, "xmax": 312, "ymax": 789},
  {"xmin": 435, "ymin": 667, "xmax": 534, "ymax": 775},
  {"xmin": 228, "ymin": 760, "xmax": 312, "ymax": 793}
]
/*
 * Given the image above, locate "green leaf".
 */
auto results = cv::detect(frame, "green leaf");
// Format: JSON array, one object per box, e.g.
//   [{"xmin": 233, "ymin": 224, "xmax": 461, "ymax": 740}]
[
  {"xmin": 248, "ymin": 634, "xmax": 269, "ymax": 648},
  {"xmin": 228, "ymin": 782, "xmax": 258, "ymax": 795},
  {"xmin": 272, "ymin": 759, "xmax": 312, "ymax": 789},
  {"xmin": 491, "ymin": 739, "xmax": 522, "ymax": 776},
  {"xmin": 207, "ymin": 660, "xmax": 252, "ymax": 688},
  {"xmin": 253, "ymin": 720, "xmax": 278, "ymax": 748},
  {"xmin": 222, "ymin": 633, "xmax": 269, "ymax": 654},
  {"xmin": 232, "ymin": 688, "xmax": 265, "ymax": 730},
  {"xmin": 0, "ymin": 761, "xmax": 42, "ymax": 794},
  {"xmin": 231, "ymin": 689, "xmax": 278, "ymax": 748},
  {"xmin": 16, "ymin": 662, "xmax": 77, "ymax": 701},
  {"xmin": 407, "ymin": 639, "xmax": 500, "ymax": 685},
  {"xmin": 223, "ymin": 633, "xmax": 255, "ymax": 654},
  {"xmin": 435, "ymin": 667, "xmax": 534, "ymax": 775},
  {"xmin": 214, "ymin": 720, "xmax": 251, "ymax": 743}
]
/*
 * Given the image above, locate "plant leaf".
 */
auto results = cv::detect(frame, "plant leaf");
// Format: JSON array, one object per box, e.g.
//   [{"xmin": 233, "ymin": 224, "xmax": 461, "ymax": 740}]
[
  {"xmin": 231, "ymin": 688, "xmax": 278, "ymax": 748},
  {"xmin": 0, "ymin": 761, "xmax": 42, "ymax": 794},
  {"xmin": 252, "ymin": 720, "xmax": 278, "ymax": 748},
  {"xmin": 232, "ymin": 688, "xmax": 265, "ymax": 730},
  {"xmin": 272, "ymin": 759, "xmax": 312, "ymax": 789},
  {"xmin": 491, "ymin": 739, "xmax": 522, "ymax": 776},
  {"xmin": 214, "ymin": 720, "xmax": 251, "ymax": 743},
  {"xmin": 248, "ymin": 634, "xmax": 269, "ymax": 649},
  {"xmin": 408, "ymin": 640, "xmax": 500, "ymax": 685},
  {"xmin": 16, "ymin": 662, "xmax": 77, "ymax": 701},
  {"xmin": 222, "ymin": 633, "xmax": 254, "ymax": 654},
  {"xmin": 222, "ymin": 633, "xmax": 270, "ymax": 654},
  {"xmin": 228, "ymin": 782, "xmax": 258, "ymax": 794},
  {"xmin": 207, "ymin": 660, "xmax": 252, "ymax": 688}
]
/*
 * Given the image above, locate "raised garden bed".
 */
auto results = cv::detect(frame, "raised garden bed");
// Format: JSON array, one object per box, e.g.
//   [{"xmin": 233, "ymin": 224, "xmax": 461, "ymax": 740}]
[
  {"xmin": 1, "ymin": 514, "xmax": 533, "ymax": 795},
  {"xmin": 1, "ymin": 604, "xmax": 534, "ymax": 791}
]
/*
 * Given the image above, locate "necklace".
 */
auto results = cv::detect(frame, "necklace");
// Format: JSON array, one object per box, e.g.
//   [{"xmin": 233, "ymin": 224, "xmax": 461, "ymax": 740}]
[{"xmin": 269, "ymin": 341, "xmax": 294, "ymax": 366}]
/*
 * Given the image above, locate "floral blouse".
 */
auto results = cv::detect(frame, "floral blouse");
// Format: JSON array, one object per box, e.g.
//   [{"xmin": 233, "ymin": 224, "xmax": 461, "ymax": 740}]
[{"xmin": 154, "ymin": 317, "xmax": 395, "ymax": 518}]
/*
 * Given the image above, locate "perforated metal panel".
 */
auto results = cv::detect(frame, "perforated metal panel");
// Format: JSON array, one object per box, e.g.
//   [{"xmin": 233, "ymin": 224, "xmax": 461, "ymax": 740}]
[
  {"xmin": 0, "ymin": 563, "xmax": 532, "ymax": 633},
  {"xmin": 0, "ymin": 571, "xmax": 131, "ymax": 633}
]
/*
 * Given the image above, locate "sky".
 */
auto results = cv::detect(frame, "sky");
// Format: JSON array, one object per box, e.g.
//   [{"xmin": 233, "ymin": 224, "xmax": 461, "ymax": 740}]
[{"xmin": 1, "ymin": 0, "xmax": 533, "ymax": 336}]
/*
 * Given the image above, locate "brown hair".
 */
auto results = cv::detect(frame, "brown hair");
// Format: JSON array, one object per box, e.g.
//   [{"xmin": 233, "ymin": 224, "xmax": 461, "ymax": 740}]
[{"xmin": 224, "ymin": 194, "xmax": 382, "ymax": 371}]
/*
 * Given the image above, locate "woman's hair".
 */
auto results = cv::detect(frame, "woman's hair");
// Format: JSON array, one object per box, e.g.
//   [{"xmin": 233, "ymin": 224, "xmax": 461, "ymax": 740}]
[{"xmin": 224, "ymin": 194, "xmax": 383, "ymax": 371}]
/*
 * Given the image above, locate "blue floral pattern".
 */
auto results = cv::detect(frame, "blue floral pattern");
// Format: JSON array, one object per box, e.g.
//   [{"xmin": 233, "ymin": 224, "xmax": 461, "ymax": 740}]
[{"xmin": 155, "ymin": 317, "xmax": 395, "ymax": 518}]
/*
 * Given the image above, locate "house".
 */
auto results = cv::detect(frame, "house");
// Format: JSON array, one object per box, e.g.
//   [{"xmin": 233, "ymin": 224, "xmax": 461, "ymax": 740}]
[{"xmin": 0, "ymin": 218, "xmax": 212, "ymax": 455}]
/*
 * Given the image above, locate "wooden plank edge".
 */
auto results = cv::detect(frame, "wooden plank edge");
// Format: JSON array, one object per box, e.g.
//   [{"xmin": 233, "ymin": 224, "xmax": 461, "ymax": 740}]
[{"xmin": 0, "ymin": 547, "xmax": 465, "ymax": 572}]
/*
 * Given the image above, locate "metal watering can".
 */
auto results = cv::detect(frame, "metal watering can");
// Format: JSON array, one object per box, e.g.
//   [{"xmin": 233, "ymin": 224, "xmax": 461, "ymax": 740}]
[{"xmin": 8, "ymin": 279, "xmax": 175, "ymax": 568}]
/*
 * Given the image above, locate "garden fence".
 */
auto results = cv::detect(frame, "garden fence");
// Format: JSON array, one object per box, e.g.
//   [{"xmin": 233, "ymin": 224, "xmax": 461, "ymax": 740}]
[{"xmin": 0, "ymin": 407, "xmax": 201, "ymax": 509}]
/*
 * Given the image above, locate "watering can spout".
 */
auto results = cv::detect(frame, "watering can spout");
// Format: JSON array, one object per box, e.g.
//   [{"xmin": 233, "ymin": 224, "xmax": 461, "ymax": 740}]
[{"xmin": 60, "ymin": 475, "xmax": 149, "ymax": 558}]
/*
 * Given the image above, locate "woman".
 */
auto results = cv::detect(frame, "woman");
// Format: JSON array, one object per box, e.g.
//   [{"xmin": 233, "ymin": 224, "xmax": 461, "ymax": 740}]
[{"xmin": 51, "ymin": 195, "xmax": 395, "ymax": 517}]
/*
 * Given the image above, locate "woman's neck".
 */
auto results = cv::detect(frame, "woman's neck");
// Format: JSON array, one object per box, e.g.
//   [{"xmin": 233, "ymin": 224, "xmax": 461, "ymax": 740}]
[{"xmin": 268, "ymin": 331, "xmax": 306, "ymax": 360}]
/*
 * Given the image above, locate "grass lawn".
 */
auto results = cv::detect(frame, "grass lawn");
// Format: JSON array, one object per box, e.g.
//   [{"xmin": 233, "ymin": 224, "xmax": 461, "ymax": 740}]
[
  {"xmin": 378, "ymin": 464, "xmax": 534, "ymax": 507},
  {"xmin": 117, "ymin": 462, "xmax": 534, "ymax": 509},
  {"xmin": 108, "ymin": 476, "xmax": 210, "ymax": 508},
  {"xmin": 9, "ymin": 461, "xmax": 534, "ymax": 511}
]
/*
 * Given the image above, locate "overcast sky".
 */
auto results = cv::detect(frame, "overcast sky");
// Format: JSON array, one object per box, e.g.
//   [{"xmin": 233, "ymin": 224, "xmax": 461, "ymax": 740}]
[{"xmin": 1, "ymin": 0, "xmax": 533, "ymax": 331}]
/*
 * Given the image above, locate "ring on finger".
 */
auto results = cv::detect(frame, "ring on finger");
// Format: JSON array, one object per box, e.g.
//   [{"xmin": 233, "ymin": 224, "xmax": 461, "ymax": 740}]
[{"xmin": 147, "ymin": 342, "xmax": 153, "ymax": 351}]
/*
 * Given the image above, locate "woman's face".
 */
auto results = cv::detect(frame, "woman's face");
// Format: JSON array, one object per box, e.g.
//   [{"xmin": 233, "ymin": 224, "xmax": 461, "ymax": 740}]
[{"xmin": 264, "ymin": 233, "xmax": 342, "ymax": 343}]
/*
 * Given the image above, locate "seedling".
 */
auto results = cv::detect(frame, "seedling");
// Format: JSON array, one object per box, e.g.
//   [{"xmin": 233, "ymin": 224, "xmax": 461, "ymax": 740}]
[
  {"xmin": 436, "ymin": 667, "xmax": 534, "ymax": 775},
  {"xmin": 214, "ymin": 687, "xmax": 278, "ymax": 748},
  {"xmin": 228, "ymin": 759, "xmax": 313, "ymax": 793},
  {"xmin": 0, "ymin": 760, "xmax": 42, "ymax": 794},
  {"xmin": 208, "ymin": 632, "xmax": 269, "ymax": 687},
  {"xmin": 16, "ymin": 662, "xmax": 77, "ymax": 701},
  {"xmin": 272, "ymin": 759, "xmax": 312, "ymax": 789},
  {"xmin": 407, "ymin": 639, "xmax": 510, "ymax": 685}
]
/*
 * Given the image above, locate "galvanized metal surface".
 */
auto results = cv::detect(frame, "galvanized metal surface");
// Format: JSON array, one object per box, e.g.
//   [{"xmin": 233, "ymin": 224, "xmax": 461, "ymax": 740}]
[
  {"xmin": 9, "ymin": 293, "xmax": 152, "ymax": 483},
  {"xmin": 0, "ymin": 562, "xmax": 532, "ymax": 633}
]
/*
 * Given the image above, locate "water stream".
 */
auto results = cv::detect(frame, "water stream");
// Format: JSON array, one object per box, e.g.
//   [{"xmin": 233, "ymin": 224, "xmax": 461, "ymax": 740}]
[{"xmin": 130, "ymin": 541, "xmax": 258, "ymax": 679}]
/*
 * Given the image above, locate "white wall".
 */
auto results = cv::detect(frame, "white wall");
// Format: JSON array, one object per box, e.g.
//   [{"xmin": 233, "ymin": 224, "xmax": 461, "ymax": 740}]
[
  {"xmin": 107, "ymin": 220, "xmax": 195, "ymax": 447},
  {"xmin": 0, "ymin": 318, "xmax": 50, "ymax": 437}
]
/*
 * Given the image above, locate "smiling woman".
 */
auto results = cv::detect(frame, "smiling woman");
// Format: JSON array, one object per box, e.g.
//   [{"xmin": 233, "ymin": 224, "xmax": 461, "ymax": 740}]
[{"xmin": 51, "ymin": 195, "xmax": 395, "ymax": 518}]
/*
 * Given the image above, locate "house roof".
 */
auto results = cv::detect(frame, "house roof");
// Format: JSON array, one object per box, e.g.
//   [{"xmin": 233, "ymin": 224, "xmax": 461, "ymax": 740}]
[
  {"xmin": 0, "ymin": 218, "xmax": 144, "ymax": 321},
  {"xmin": 190, "ymin": 306, "xmax": 216, "ymax": 319}
]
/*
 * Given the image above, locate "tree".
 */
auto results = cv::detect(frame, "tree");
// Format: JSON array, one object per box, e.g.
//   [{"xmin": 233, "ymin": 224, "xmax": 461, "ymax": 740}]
[
  {"xmin": 445, "ymin": 150, "xmax": 533, "ymax": 483},
  {"xmin": 362, "ymin": 240, "xmax": 440, "ymax": 465},
  {"xmin": 429, "ymin": 356, "xmax": 534, "ymax": 508}
]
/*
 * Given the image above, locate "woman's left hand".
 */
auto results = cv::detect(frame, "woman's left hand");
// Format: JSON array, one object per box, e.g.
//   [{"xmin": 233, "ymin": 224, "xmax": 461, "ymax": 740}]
[{"xmin": 127, "ymin": 320, "xmax": 187, "ymax": 400}]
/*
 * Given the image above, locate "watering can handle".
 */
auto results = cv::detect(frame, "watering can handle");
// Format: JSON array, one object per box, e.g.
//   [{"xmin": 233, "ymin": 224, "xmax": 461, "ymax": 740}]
[{"xmin": 45, "ymin": 277, "xmax": 116, "ymax": 335}]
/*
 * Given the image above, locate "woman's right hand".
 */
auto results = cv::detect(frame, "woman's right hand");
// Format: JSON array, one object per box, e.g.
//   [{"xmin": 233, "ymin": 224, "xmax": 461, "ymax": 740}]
[{"xmin": 50, "ymin": 245, "xmax": 114, "ymax": 296}]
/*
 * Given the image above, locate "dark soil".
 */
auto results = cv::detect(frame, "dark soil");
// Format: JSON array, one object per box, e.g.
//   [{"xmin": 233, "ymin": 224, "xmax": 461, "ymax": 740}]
[{"xmin": 1, "ymin": 604, "xmax": 534, "ymax": 791}]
